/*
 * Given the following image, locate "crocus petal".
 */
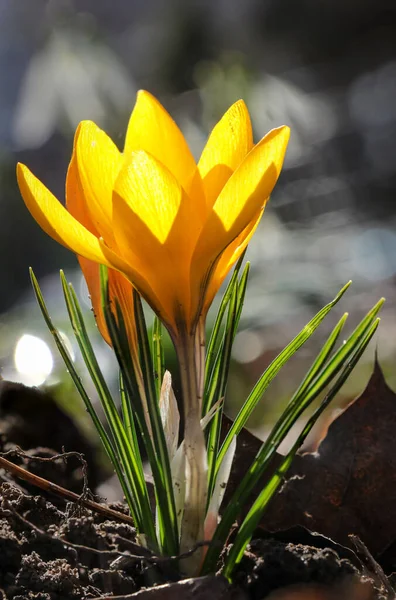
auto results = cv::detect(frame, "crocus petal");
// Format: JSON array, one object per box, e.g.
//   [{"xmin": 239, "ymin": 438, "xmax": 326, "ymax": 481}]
[
  {"xmin": 124, "ymin": 90, "xmax": 204, "ymax": 208},
  {"xmin": 78, "ymin": 256, "xmax": 137, "ymax": 358},
  {"xmin": 17, "ymin": 163, "xmax": 114, "ymax": 266},
  {"xmin": 115, "ymin": 150, "xmax": 202, "ymax": 247},
  {"xmin": 212, "ymin": 125, "xmax": 290, "ymax": 237},
  {"xmin": 78, "ymin": 257, "xmax": 110, "ymax": 343},
  {"xmin": 66, "ymin": 134, "xmax": 137, "ymax": 353},
  {"xmin": 66, "ymin": 130, "xmax": 104, "ymax": 337},
  {"xmin": 99, "ymin": 237, "xmax": 173, "ymax": 329},
  {"xmin": 66, "ymin": 127, "xmax": 98, "ymax": 236},
  {"xmin": 112, "ymin": 150, "xmax": 203, "ymax": 329},
  {"xmin": 203, "ymin": 207, "xmax": 264, "ymax": 314},
  {"xmin": 76, "ymin": 120, "xmax": 123, "ymax": 247},
  {"xmin": 192, "ymin": 126, "xmax": 290, "ymax": 282},
  {"xmin": 107, "ymin": 268, "xmax": 138, "ymax": 358},
  {"xmin": 198, "ymin": 100, "xmax": 253, "ymax": 207}
]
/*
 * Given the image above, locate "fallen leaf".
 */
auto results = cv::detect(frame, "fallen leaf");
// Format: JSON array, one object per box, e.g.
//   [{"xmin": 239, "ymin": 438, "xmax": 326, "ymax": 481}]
[{"xmin": 261, "ymin": 360, "xmax": 396, "ymax": 564}]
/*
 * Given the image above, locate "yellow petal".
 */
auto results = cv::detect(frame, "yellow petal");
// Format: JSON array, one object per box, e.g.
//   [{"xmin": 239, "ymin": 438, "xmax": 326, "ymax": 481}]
[
  {"xmin": 66, "ymin": 141, "xmax": 138, "ymax": 356},
  {"xmin": 115, "ymin": 150, "xmax": 202, "ymax": 247},
  {"xmin": 78, "ymin": 257, "xmax": 110, "ymax": 343},
  {"xmin": 212, "ymin": 125, "xmax": 290, "ymax": 235},
  {"xmin": 198, "ymin": 100, "xmax": 253, "ymax": 207},
  {"xmin": 17, "ymin": 163, "xmax": 113, "ymax": 266},
  {"xmin": 66, "ymin": 127, "xmax": 98, "ymax": 236},
  {"xmin": 76, "ymin": 120, "xmax": 123, "ymax": 247},
  {"xmin": 124, "ymin": 90, "xmax": 204, "ymax": 206},
  {"xmin": 203, "ymin": 207, "xmax": 264, "ymax": 314},
  {"xmin": 192, "ymin": 126, "xmax": 289, "ymax": 273},
  {"xmin": 189, "ymin": 126, "xmax": 289, "ymax": 324},
  {"xmin": 78, "ymin": 257, "xmax": 138, "ymax": 361},
  {"xmin": 112, "ymin": 150, "xmax": 203, "ymax": 329},
  {"xmin": 107, "ymin": 268, "xmax": 138, "ymax": 358},
  {"xmin": 100, "ymin": 237, "xmax": 173, "ymax": 330}
]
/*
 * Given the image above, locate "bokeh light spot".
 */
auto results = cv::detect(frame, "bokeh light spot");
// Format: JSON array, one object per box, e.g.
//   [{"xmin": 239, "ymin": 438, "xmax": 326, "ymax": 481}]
[{"xmin": 14, "ymin": 334, "xmax": 53, "ymax": 386}]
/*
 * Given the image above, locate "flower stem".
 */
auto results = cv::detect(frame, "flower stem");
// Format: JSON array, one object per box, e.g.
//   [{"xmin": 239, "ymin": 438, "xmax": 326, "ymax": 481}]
[{"xmin": 176, "ymin": 331, "xmax": 208, "ymax": 575}]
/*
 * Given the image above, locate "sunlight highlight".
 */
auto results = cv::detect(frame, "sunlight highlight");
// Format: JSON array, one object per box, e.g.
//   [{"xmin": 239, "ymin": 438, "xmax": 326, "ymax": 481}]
[{"xmin": 14, "ymin": 334, "xmax": 53, "ymax": 386}]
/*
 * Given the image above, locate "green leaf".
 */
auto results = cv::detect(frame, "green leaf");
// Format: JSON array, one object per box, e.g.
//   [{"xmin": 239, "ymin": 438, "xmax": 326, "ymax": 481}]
[
  {"xmin": 30, "ymin": 269, "xmax": 146, "ymax": 534},
  {"xmin": 202, "ymin": 295, "xmax": 382, "ymax": 574},
  {"xmin": 99, "ymin": 266, "xmax": 178, "ymax": 555},
  {"xmin": 205, "ymin": 262, "xmax": 250, "ymax": 506},
  {"xmin": 203, "ymin": 254, "xmax": 246, "ymax": 414},
  {"xmin": 215, "ymin": 281, "xmax": 352, "ymax": 477},
  {"xmin": 222, "ymin": 317, "xmax": 380, "ymax": 579},
  {"xmin": 152, "ymin": 316, "xmax": 164, "ymax": 400},
  {"xmin": 59, "ymin": 271, "xmax": 155, "ymax": 542},
  {"xmin": 119, "ymin": 370, "xmax": 141, "ymax": 457},
  {"xmin": 296, "ymin": 298, "xmax": 384, "ymax": 407},
  {"xmin": 286, "ymin": 312, "xmax": 349, "ymax": 406},
  {"xmin": 133, "ymin": 290, "xmax": 179, "ymax": 555},
  {"xmin": 206, "ymin": 283, "xmax": 238, "ymax": 502}
]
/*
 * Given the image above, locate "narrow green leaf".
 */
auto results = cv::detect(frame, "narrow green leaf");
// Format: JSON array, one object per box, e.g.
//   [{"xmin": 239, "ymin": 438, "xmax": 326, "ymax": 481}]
[
  {"xmin": 205, "ymin": 263, "xmax": 250, "ymax": 509},
  {"xmin": 99, "ymin": 266, "xmax": 178, "ymax": 555},
  {"xmin": 286, "ymin": 312, "xmax": 348, "ymax": 407},
  {"xmin": 204, "ymin": 254, "xmax": 246, "ymax": 412},
  {"xmin": 29, "ymin": 269, "xmax": 140, "ymax": 529},
  {"xmin": 235, "ymin": 262, "xmax": 250, "ymax": 330},
  {"xmin": 152, "ymin": 316, "xmax": 164, "ymax": 400},
  {"xmin": 262, "ymin": 298, "xmax": 384, "ymax": 461},
  {"xmin": 202, "ymin": 299, "xmax": 381, "ymax": 574},
  {"xmin": 119, "ymin": 370, "xmax": 141, "ymax": 457},
  {"xmin": 298, "ymin": 298, "xmax": 384, "ymax": 407},
  {"xmin": 206, "ymin": 283, "xmax": 238, "ymax": 503},
  {"xmin": 215, "ymin": 281, "xmax": 352, "ymax": 475},
  {"xmin": 205, "ymin": 263, "xmax": 250, "ymax": 414},
  {"xmin": 59, "ymin": 272, "xmax": 154, "ymax": 540},
  {"xmin": 222, "ymin": 317, "xmax": 380, "ymax": 579},
  {"xmin": 133, "ymin": 290, "xmax": 179, "ymax": 554}
]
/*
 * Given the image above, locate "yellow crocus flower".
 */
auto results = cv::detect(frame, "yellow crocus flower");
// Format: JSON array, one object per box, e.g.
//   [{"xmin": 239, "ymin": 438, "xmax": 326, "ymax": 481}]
[
  {"xmin": 17, "ymin": 90, "xmax": 289, "ymax": 571},
  {"xmin": 17, "ymin": 90, "xmax": 289, "ymax": 345}
]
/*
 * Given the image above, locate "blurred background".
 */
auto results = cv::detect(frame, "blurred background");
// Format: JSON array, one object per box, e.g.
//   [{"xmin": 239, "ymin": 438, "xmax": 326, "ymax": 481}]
[{"xmin": 0, "ymin": 0, "xmax": 395, "ymax": 468}]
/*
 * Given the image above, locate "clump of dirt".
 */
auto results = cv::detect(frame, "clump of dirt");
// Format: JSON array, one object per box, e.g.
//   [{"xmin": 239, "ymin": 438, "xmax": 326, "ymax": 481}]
[{"xmin": 233, "ymin": 538, "xmax": 361, "ymax": 599}]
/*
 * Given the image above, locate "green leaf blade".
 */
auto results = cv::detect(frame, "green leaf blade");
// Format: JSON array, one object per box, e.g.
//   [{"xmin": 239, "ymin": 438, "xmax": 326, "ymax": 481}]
[
  {"xmin": 222, "ymin": 317, "xmax": 380, "ymax": 579},
  {"xmin": 216, "ymin": 281, "xmax": 352, "ymax": 476}
]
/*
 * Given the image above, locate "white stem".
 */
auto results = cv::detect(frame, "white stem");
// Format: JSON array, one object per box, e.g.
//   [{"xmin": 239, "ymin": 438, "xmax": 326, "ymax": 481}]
[{"xmin": 176, "ymin": 333, "xmax": 208, "ymax": 575}]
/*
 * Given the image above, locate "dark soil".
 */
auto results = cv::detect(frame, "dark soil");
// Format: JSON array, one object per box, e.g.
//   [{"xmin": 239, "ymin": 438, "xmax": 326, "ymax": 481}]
[
  {"xmin": 0, "ymin": 481, "xmax": 157, "ymax": 599},
  {"xmin": 0, "ymin": 382, "xmax": 391, "ymax": 599},
  {"xmin": 0, "ymin": 482, "xmax": 384, "ymax": 600},
  {"xmin": 0, "ymin": 381, "xmax": 103, "ymax": 495}
]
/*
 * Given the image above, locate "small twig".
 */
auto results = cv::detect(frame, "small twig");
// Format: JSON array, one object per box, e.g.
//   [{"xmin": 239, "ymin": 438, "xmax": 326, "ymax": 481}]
[
  {"xmin": 0, "ymin": 454, "xmax": 135, "ymax": 526},
  {"xmin": 1, "ymin": 447, "xmax": 92, "ymax": 500},
  {"xmin": 349, "ymin": 534, "xmax": 395, "ymax": 597}
]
